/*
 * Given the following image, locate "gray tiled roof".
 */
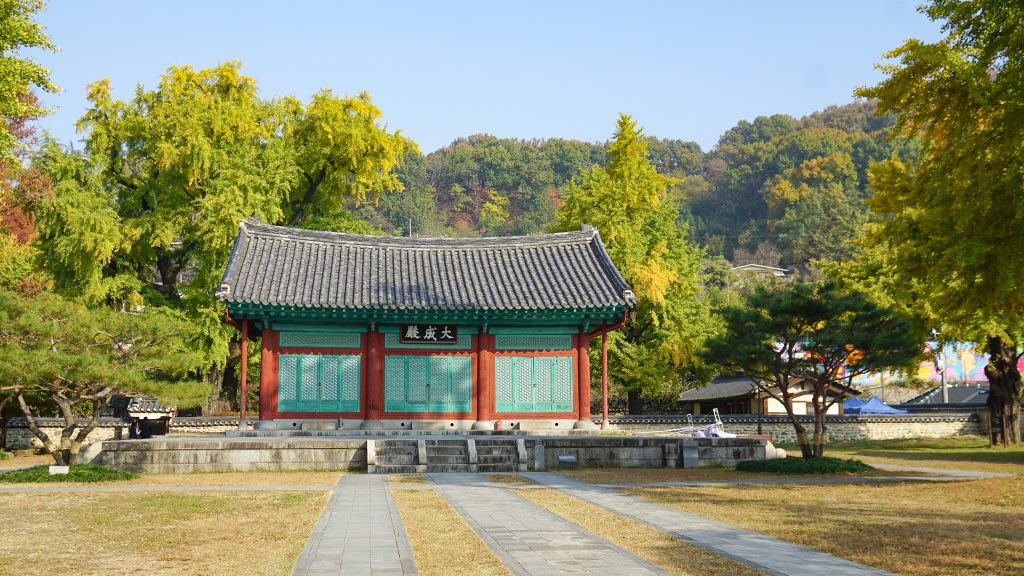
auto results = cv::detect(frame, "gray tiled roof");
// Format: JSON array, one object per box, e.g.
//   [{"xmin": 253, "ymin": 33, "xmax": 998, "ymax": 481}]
[
  {"xmin": 678, "ymin": 378, "xmax": 758, "ymax": 402},
  {"xmin": 216, "ymin": 220, "xmax": 635, "ymax": 312},
  {"xmin": 127, "ymin": 397, "xmax": 175, "ymax": 414}
]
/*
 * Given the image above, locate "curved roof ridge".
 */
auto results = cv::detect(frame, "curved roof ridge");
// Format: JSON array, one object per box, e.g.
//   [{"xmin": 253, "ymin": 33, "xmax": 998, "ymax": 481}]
[
  {"xmin": 217, "ymin": 219, "xmax": 634, "ymax": 312},
  {"xmin": 242, "ymin": 220, "xmax": 598, "ymax": 249}
]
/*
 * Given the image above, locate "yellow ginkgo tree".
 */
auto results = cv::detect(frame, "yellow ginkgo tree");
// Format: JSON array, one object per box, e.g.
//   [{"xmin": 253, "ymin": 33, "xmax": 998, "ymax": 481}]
[{"xmin": 555, "ymin": 114, "xmax": 717, "ymax": 413}]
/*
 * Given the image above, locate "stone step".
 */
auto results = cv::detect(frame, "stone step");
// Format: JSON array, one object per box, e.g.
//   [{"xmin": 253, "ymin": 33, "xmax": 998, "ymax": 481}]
[
  {"xmin": 427, "ymin": 464, "xmax": 472, "ymax": 473},
  {"xmin": 475, "ymin": 440, "xmax": 519, "ymax": 447},
  {"xmin": 425, "ymin": 440, "xmax": 467, "ymax": 448},
  {"xmin": 376, "ymin": 446, "xmax": 417, "ymax": 455},
  {"xmin": 426, "ymin": 446, "xmax": 467, "ymax": 456},
  {"xmin": 375, "ymin": 464, "xmax": 420, "ymax": 474},
  {"xmin": 478, "ymin": 454, "xmax": 516, "ymax": 465},
  {"xmin": 477, "ymin": 463, "xmax": 518, "ymax": 473},
  {"xmin": 476, "ymin": 446, "xmax": 515, "ymax": 455},
  {"xmin": 377, "ymin": 454, "xmax": 417, "ymax": 463},
  {"xmin": 429, "ymin": 454, "xmax": 469, "ymax": 465}
]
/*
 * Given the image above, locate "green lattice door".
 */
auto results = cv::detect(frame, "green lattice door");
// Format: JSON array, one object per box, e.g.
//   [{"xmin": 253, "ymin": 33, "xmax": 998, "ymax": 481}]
[
  {"xmin": 384, "ymin": 355, "xmax": 472, "ymax": 412},
  {"xmin": 495, "ymin": 356, "xmax": 573, "ymax": 412},
  {"xmin": 278, "ymin": 354, "xmax": 360, "ymax": 412}
]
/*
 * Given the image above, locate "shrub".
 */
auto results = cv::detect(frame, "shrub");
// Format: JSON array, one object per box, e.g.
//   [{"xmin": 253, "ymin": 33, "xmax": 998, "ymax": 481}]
[
  {"xmin": 0, "ymin": 464, "xmax": 139, "ymax": 483},
  {"xmin": 736, "ymin": 456, "xmax": 874, "ymax": 475}
]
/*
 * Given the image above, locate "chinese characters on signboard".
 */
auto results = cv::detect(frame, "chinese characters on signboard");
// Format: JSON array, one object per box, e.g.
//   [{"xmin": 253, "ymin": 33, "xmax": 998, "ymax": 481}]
[{"xmin": 399, "ymin": 324, "xmax": 458, "ymax": 344}]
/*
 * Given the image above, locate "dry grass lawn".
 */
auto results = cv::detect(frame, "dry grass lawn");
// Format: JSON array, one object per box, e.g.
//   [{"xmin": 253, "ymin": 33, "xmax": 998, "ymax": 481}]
[
  {"xmin": 517, "ymin": 488, "xmax": 762, "ymax": 576},
  {"xmin": 388, "ymin": 474, "xmax": 428, "ymax": 485},
  {"xmin": 626, "ymin": 476, "xmax": 1024, "ymax": 576},
  {"xmin": 393, "ymin": 489, "xmax": 510, "ymax": 576},
  {"xmin": 0, "ymin": 470, "xmax": 341, "ymax": 489},
  {"xmin": 0, "ymin": 490, "xmax": 328, "ymax": 576},
  {"xmin": 485, "ymin": 473, "xmax": 536, "ymax": 485},
  {"xmin": 792, "ymin": 437, "xmax": 1024, "ymax": 474},
  {"xmin": 555, "ymin": 466, "xmax": 916, "ymax": 485},
  {"xmin": 0, "ymin": 453, "xmax": 52, "ymax": 469}
]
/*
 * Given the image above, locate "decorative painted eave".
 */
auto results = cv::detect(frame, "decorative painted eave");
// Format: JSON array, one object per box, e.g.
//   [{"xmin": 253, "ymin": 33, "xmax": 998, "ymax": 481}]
[{"xmin": 217, "ymin": 219, "xmax": 636, "ymax": 320}]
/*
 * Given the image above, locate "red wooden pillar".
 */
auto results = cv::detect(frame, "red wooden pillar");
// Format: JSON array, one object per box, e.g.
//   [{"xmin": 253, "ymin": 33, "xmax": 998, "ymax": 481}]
[
  {"xmin": 362, "ymin": 331, "xmax": 384, "ymax": 429},
  {"xmin": 259, "ymin": 330, "xmax": 279, "ymax": 421},
  {"xmin": 601, "ymin": 332, "xmax": 610, "ymax": 427},
  {"xmin": 360, "ymin": 332, "xmax": 369, "ymax": 421},
  {"xmin": 577, "ymin": 333, "xmax": 591, "ymax": 422},
  {"xmin": 473, "ymin": 333, "xmax": 495, "ymax": 430},
  {"xmin": 239, "ymin": 318, "xmax": 248, "ymax": 430}
]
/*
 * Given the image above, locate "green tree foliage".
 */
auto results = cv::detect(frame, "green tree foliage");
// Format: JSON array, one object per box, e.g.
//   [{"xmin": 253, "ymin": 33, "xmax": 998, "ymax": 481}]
[
  {"xmin": 31, "ymin": 62, "xmax": 413, "ymax": 406},
  {"xmin": 369, "ymin": 133, "xmax": 702, "ymax": 238},
  {"xmin": 554, "ymin": 114, "xmax": 717, "ymax": 412},
  {"xmin": 0, "ymin": 0, "xmax": 56, "ymax": 160},
  {"xmin": 0, "ymin": 290, "xmax": 206, "ymax": 464},
  {"xmin": 704, "ymin": 282, "xmax": 920, "ymax": 458},
  {"xmin": 855, "ymin": 0, "xmax": 1024, "ymax": 445},
  {"xmin": 687, "ymin": 102, "xmax": 917, "ymax": 267}
]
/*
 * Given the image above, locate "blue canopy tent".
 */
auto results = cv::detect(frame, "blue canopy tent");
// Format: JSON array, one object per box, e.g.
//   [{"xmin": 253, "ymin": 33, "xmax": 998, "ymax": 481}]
[
  {"xmin": 843, "ymin": 397, "xmax": 867, "ymax": 412},
  {"xmin": 847, "ymin": 396, "xmax": 908, "ymax": 414}
]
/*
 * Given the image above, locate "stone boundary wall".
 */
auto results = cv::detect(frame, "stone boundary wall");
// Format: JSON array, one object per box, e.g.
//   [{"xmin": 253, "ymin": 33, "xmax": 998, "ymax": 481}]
[
  {"xmin": 612, "ymin": 413, "xmax": 987, "ymax": 443},
  {"xmin": 2, "ymin": 417, "xmax": 250, "ymax": 450},
  {"xmin": 3, "ymin": 418, "xmax": 127, "ymax": 451}
]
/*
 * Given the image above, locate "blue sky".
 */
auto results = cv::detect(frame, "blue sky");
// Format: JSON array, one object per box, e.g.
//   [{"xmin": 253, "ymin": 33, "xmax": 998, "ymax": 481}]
[{"xmin": 32, "ymin": 1, "xmax": 943, "ymax": 153}]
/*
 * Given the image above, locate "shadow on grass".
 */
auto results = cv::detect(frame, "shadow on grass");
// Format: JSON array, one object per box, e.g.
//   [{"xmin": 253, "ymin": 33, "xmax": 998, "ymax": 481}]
[{"xmin": 628, "ymin": 477, "xmax": 1024, "ymax": 576}]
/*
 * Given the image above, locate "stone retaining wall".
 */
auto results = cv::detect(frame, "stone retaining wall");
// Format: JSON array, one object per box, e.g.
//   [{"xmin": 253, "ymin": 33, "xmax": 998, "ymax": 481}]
[
  {"xmin": 102, "ymin": 438, "xmax": 368, "ymax": 474},
  {"xmin": 524, "ymin": 436, "xmax": 780, "ymax": 469},
  {"xmin": 100, "ymin": 435, "xmax": 779, "ymax": 473},
  {"xmin": 614, "ymin": 413, "xmax": 986, "ymax": 443}
]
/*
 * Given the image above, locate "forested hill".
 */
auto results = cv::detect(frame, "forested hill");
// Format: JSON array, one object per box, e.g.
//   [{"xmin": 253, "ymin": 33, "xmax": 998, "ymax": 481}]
[{"xmin": 353, "ymin": 101, "xmax": 917, "ymax": 269}]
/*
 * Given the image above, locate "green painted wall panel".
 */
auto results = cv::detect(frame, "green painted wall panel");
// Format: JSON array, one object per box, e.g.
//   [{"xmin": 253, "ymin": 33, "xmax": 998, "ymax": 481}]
[
  {"xmin": 495, "ymin": 334, "xmax": 572, "ymax": 351},
  {"xmin": 494, "ymin": 355, "xmax": 573, "ymax": 413},
  {"xmin": 280, "ymin": 332, "xmax": 361, "ymax": 348},
  {"xmin": 278, "ymin": 353, "xmax": 360, "ymax": 412},
  {"xmin": 384, "ymin": 355, "xmax": 472, "ymax": 412}
]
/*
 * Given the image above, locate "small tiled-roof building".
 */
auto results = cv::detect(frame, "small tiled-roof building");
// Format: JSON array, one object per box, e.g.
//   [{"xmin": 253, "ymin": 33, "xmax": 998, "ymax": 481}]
[
  {"xmin": 217, "ymin": 220, "xmax": 635, "ymax": 430},
  {"xmin": 678, "ymin": 377, "xmax": 856, "ymax": 416}
]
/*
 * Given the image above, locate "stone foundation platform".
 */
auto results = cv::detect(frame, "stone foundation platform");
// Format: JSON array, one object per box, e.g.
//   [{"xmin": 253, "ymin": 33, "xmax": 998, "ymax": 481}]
[{"xmin": 100, "ymin": 433, "xmax": 784, "ymax": 474}]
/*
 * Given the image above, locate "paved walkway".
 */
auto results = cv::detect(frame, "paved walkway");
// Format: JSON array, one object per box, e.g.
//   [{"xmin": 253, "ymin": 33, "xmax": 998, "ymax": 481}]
[
  {"xmin": 870, "ymin": 463, "xmax": 1012, "ymax": 478},
  {"xmin": 525, "ymin": 472, "xmax": 892, "ymax": 576},
  {"xmin": 292, "ymin": 475, "xmax": 417, "ymax": 576},
  {"xmin": 429, "ymin": 472, "xmax": 670, "ymax": 576},
  {"xmin": 0, "ymin": 484, "xmax": 338, "ymax": 493}
]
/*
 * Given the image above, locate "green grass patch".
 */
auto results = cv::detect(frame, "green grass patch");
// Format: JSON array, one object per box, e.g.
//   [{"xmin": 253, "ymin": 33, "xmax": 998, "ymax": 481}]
[
  {"xmin": 0, "ymin": 464, "xmax": 139, "ymax": 483},
  {"xmin": 0, "ymin": 451, "xmax": 9, "ymax": 461},
  {"xmin": 737, "ymin": 456, "xmax": 874, "ymax": 474}
]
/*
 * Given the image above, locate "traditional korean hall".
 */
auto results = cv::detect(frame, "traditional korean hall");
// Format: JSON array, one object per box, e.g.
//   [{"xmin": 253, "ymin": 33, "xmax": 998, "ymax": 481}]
[{"xmin": 216, "ymin": 220, "xmax": 635, "ymax": 431}]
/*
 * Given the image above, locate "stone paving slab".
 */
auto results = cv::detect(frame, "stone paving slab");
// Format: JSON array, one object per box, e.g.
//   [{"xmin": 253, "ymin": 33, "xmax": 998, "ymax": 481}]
[
  {"xmin": 293, "ymin": 475, "xmax": 417, "ymax": 576},
  {"xmin": 525, "ymin": 472, "xmax": 892, "ymax": 576},
  {"xmin": 428, "ymin": 472, "xmax": 670, "ymax": 576}
]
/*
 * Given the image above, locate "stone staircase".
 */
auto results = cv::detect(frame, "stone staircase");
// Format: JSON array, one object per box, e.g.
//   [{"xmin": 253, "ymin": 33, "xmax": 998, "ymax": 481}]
[
  {"xmin": 367, "ymin": 437, "xmax": 526, "ymax": 474},
  {"xmin": 475, "ymin": 439, "xmax": 522, "ymax": 473},
  {"xmin": 425, "ymin": 439, "xmax": 471, "ymax": 472},
  {"xmin": 369, "ymin": 439, "xmax": 421, "ymax": 474}
]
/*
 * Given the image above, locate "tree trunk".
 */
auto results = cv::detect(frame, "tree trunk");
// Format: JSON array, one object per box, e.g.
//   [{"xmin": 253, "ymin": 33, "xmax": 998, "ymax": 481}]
[
  {"xmin": 204, "ymin": 363, "xmax": 225, "ymax": 414},
  {"xmin": 626, "ymin": 389, "xmax": 644, "ymax": 415},
  {"xmin": 984, "ymin": 336, "xmax": 1023, "ymax": 446},
  {"xmin": 0, "ymin": 395, "xmax": 9, "ymax": 452}
]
